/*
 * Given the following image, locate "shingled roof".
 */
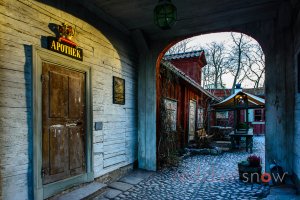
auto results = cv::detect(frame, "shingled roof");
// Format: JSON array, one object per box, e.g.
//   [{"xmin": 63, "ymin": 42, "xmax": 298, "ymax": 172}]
[
  {"xmin": 212, "ymin": 91, "xmax": 265, "ymax": 110},
  {"xmin": 164, "ymin": 50, "xmax": 204, "ymax": 60}
]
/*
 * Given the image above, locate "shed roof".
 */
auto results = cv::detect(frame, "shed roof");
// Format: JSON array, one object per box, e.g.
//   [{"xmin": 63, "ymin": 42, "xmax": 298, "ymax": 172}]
[
  {"xmin": 161, "ymin": 60, "xmax": 220, "ymax": 101},
  {"xmin": 164, "ymin": 50, "xmax": 204, "ymax": 60},
  {"xmin": 212, "ymin": 91, "xmax": 265, "ymax": 110}
]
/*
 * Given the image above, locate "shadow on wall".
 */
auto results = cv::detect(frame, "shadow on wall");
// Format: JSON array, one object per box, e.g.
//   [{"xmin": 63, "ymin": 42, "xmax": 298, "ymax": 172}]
[
  {"xmin": 24, "ymin": 45, "xmax": 33, "ymax": 199},
  {"xmin": 0, "ymin": 45, "xmax": 34, "ymax": 200},
  {"xmin": 36, "ymin": 0, "xmax": 134, "ymax": 54},
  {"xmin": 0, "ymin": 160, "xmax": 1, "ymax": 200}
]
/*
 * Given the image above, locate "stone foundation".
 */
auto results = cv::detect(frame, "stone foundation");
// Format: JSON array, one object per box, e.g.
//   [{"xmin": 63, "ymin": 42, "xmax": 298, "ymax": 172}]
[{"xmin": 95, "ymin": 164, "xmax": 135, "ymax": 184}]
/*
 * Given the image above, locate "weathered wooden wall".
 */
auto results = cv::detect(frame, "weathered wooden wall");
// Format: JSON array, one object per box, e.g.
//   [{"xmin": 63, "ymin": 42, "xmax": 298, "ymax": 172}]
[
  {"xmin": 293, "ymin": 1, "xmax": 300, "ymax": 190},
  {"xmin": 253, "ymin": 0, "xmax": 298, "ymax": 188},
  {"xmin": 0, "ymin": 0, "xmax": 138, "ymax": 199},
  {"xmin": 156, "ymin": 64, "xmax": 210, "ymax": 150},
  {"xmin": 169, "ymin": 58, "xmax": 203, "ymax": 85}
]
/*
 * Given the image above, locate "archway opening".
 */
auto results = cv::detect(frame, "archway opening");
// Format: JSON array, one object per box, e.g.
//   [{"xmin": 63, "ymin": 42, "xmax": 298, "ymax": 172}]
[{"xmin": 156, "ymin": 32, "xmax": 268, "ymax": 186}]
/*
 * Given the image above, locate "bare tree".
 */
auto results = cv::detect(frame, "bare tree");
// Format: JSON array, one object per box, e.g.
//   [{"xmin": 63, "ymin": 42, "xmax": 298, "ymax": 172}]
[
  {"xmin": 166, "ymin": 33, "xmax": 265, "ymax": 90},
  {"xmin": 165, "ymin": 38, "xmax": 197, "ymax": 55},
  {"xmin": 242, "ymin": 44, "xmax": 265, "ymax": 88},
  {"xmin": 227, "ymin": 33, "xmax": 255, "ymax": 92},
  {"xmin": 202, "ymin": 42, "xmax": 229, "ymax": 89}
]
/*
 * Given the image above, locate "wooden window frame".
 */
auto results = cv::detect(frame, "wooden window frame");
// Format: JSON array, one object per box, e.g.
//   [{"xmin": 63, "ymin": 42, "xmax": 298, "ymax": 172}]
[
  {"xmin": 162, "ymin": 98, "xmax": 178, "ymax": 132},
  {"xmin": 254, "ymin": 109, "xmax": 263, "ymax": 122}
]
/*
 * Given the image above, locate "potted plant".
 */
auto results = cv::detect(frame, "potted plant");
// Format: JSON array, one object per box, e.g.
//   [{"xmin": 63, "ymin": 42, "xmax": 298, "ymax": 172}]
[{"xmin": 238, "ymin": 155, "xmax": 262, "ymax": 183}]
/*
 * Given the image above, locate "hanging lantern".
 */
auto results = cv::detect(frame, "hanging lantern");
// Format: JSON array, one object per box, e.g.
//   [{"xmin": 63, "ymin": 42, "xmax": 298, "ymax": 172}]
[
  {"xmin": 154, "ymin": 0, "xmax": 177, "ymax": 30},
  {"xmin": 234, "ymin": 94, "xmax": 248, "ymax": 108}
]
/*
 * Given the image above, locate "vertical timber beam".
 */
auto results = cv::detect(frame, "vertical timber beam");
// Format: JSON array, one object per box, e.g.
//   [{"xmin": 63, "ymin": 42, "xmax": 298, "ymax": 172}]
[
  {"xmin": 293, "ymin": 1, "xmax": 300, "ymax": 190},
  {"xmin": 207, "ymin": 106, "xmax": 211, "ymax": 135},
  {"xmin": 133, "ymin": 30, "xmax": 158, "ymax": 171},
  {"xmin": 262, "ymin": 1, "xmax": 294, "ymax": 173},
  {"xmin": 238, "ymin": 1, "xmax": 295, "ymax": 174}
]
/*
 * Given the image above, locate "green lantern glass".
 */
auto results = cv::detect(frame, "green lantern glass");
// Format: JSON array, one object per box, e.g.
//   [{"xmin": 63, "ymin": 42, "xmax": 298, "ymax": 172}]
[{"xmin": 154, "ymin": 0, "xmax": 177, "ymax": 30}]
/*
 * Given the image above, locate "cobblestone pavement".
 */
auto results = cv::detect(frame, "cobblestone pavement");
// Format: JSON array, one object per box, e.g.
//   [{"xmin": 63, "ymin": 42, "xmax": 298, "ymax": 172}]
[{"xmin": 115, "ymin": 136, "xmax": 269, "ymax": 200}]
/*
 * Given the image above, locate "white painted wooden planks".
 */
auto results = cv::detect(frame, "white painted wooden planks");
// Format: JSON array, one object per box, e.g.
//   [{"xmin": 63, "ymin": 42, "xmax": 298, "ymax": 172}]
[{"xmin": 0, "ymin": 0, "xmax": 138, "ymax": 199}]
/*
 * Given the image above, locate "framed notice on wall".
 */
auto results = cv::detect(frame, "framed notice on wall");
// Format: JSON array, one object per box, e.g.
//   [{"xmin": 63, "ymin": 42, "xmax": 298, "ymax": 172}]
[{"xmin": 113, "ymin": 76, "xmax": 125, "ymax": 105}]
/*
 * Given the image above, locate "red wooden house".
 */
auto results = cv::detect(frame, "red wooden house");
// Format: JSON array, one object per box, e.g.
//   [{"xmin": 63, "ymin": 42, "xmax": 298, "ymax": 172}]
[
  {"xmin": 156, "ymin": 51, "xmax": 219, "ymax": 156},
  {"xmin": 164, "ymin": 50, "xmax": 207, "ymax": 85}
]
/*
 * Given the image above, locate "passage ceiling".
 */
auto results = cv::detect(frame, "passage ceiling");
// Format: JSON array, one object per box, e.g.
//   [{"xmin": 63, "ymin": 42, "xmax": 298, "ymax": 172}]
[{"xmin": 76, "ymin": 0, "xmax": 282, "ymax": 41}]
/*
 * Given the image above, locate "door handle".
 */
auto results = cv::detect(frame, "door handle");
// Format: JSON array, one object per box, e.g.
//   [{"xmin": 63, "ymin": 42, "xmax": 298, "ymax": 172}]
[
  {"xmin": 66, "ymin": 123, "xmax": 77, "ymax": 127},
  {"xmin": 66, "ymin": 122, "xmax": 83, "ymax": 127}
]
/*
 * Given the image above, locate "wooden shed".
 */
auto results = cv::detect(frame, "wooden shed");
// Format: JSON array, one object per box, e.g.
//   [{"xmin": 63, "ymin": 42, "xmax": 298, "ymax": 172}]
[
  {"xmin": 210, "ymin": 90, "xmax": 265, "ymax": 134},
  {"xmin": 209, "ymin": 87, "xmax": 266, "ymax": 134}
]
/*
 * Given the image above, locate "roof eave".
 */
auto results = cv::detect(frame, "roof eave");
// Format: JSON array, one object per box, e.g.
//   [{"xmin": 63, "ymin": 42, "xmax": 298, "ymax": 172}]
[{"xmin": 161, "ymin": 60, "xmax": 221, "ymax": 102}]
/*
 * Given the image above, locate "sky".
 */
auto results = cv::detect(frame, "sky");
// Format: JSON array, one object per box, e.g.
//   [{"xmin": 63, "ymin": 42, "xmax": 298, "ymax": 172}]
[
  {"xmin": 190, "ymin": 33, "xmax": 235, "ymax": 46},
  {"xmin": 172, "ymin": 32, "xmax": 264, "ymax": 89}
]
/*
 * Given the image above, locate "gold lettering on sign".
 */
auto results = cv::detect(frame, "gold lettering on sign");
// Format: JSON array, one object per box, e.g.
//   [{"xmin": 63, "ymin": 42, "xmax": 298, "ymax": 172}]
[
  {"xmin": 57, "ymin": 42, "xmax": 61, "ymax": 51},
  {"xmin": 76, "ymin": 50, "xmax": 81, "ymax": 59},
  {"xmin": 51, "ymin": 41, "xmax": 56, "ymax": 50},
  {"xmin": 48, "ymin": 37, "xmax": 83, "ymax": 61},
  {"xmin": 67, "ymin": 46, "xmax": 72, "ymax": 56}
]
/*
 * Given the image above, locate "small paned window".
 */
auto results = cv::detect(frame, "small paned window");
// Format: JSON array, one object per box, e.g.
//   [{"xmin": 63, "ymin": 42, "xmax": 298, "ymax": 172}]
[{"xmin": 254, "ymin": 109, "xmax": 263, "ymax": 121}]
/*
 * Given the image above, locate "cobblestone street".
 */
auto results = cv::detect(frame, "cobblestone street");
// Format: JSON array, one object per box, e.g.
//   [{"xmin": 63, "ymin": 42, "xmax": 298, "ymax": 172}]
[{"xmin": 110, "ymin": 136, "xmax": 268, "ymax": 200}]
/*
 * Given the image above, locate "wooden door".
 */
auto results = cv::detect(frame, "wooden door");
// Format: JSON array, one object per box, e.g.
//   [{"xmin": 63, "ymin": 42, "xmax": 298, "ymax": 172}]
[
  {"xmin": 42, "ymin": 62, "xmax": 86, "ymax": 185},
  {"xmin": 188, "ymin": 100, "xmax": 196, "ymax": 142}
]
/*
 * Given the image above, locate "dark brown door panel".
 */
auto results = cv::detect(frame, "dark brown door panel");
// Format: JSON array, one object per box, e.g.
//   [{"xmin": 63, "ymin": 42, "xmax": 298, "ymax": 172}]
[{"xmin": 42, "ymin": 63, "xmax": 86, "ymax": 185}]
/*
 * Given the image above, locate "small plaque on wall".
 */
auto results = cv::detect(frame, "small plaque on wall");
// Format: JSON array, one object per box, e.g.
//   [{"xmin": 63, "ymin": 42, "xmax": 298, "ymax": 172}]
[{"xmin": 113, "ymin": 76, "xmax": 125, "ymax": 105}]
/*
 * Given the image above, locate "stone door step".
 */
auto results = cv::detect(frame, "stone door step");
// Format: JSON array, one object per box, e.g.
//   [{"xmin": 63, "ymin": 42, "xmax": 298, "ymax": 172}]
[
  {"xmin": 127, "ymin": 169, "xmax": 154, "ymax": 180},
  {"xmin": 103, "ymin": 188, "xmax": 122, "ymax": 199},
  {"xmin": 108, "ymin": 181, "xmax": 133, "ymax": 191},
  {"xmin": 55, "ymin": 182, "xmax": 107, "ymax": 200},
  {"xmin": 119, "ymin": 175, "xmax": 143, "ymax": 185}
]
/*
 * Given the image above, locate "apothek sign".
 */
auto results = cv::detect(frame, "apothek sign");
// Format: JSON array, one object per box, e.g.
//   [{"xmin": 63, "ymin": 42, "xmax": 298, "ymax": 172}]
[{"xmin": 47, "ymin": 23, "xmax": 83, "ymax": 61}]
